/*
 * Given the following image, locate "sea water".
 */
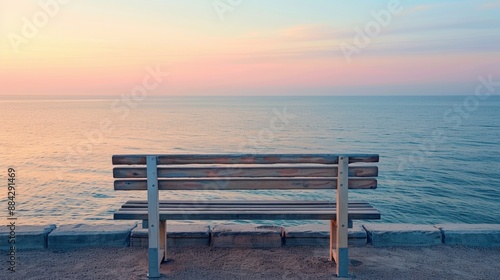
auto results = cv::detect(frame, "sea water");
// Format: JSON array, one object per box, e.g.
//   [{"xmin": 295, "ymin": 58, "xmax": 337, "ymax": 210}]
[{"xmin": 0, "ymin": 96, "xmax": 499, "ymax": 226}]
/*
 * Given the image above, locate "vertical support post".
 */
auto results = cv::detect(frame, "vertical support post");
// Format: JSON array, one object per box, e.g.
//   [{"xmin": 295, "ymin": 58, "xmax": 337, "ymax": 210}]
[
  {"xmin": 336, "ymin": 156, "xmax": 349, "ymax": 278},
  {"xmin": 147, "ymin": 156, "xmax": 161, "ymax": 278}
]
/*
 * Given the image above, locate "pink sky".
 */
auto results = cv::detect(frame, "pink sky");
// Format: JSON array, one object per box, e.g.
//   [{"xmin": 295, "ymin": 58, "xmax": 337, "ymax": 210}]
[{"xmin": 1, "ymin": 1, "xmax": 499, "ymax": 95}]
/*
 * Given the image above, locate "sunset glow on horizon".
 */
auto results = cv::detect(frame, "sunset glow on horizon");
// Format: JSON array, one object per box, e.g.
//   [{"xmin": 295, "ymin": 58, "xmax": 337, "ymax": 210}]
[{"xmin": 1, "ymin": 0, "xmax": 499, "ymax": 96}]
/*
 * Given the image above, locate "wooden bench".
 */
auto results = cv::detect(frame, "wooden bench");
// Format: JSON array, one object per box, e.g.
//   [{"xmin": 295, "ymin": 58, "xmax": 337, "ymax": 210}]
[{"xmin": 112, "ymin": 154, "xmax": 380, "ymax": 278}]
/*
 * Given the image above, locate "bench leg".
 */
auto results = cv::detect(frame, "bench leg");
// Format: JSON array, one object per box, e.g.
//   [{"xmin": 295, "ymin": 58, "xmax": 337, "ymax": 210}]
[
  {"xmin": 147, "ymin": 220, "xmax": 166, "ymax": 279},
  {"xmin": 148, "ymin": 220, "xmax": 161, "ymax": 278},
  {"xmin": 160, "ymin": 220, "xmax": 167, "ymax": 261},
  {"xmin": 329, "ymin": 220, "xmax": 335, "ymax": 261},
  {"xmin": 147, "ymin": 219, "xmax": 166, "ymax": 278},
  {"xmin": 336, "ymin": 220, "xmax": 349, "ymax": 278},
  {"xmin": 330, "ymin": 220, "xmax": 349, "ymax": 278}
]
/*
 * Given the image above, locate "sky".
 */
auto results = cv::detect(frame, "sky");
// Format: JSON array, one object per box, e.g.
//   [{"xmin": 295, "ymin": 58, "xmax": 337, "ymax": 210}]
[{"xmin": 0, "ymin": 0, "xmax": 499, "ymax": 96}]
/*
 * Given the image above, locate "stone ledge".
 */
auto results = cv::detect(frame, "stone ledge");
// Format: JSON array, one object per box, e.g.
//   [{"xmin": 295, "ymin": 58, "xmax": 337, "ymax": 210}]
[
  {"xmin": 131, "ymin": 224, "xmax": 210, "ymax": 248},
  {"xmin": 435, "ymin": 224, "xmax": 500, "ymax": 247},
  {"xmin": 284, "ymin": 223, "xmax": 367, "ymax": 246},
  {"xmin": 211, "ymin": 224, "xmax": 283, "ymax": 248},
  {"xmin": 364, "ymin": 223, "xmax": 442, "ymax": 247},
  {"xmin": 48, "ymin": 223, "xmax": 137, "ymax": 249},
  {"xmin": 0, "ymin": 224, "xmax": 56, "ymax": 249},
  {"xmin": 9, "ymin": 223, "xmax": 500, "ymax": 250}
]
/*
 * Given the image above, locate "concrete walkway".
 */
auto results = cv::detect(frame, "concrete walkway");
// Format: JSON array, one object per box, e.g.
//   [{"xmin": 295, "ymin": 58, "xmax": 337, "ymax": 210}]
[
  {"xmin": 2, "ymin": 223, "xmax": 499, "ymax": 279},
  {"xmin": 6, "ymin": 245, "xmax": 500, "ymax": 279}
]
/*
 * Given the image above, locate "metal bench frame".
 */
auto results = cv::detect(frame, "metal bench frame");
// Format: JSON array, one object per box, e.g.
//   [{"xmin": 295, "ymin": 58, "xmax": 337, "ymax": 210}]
[{"xmin": 112, "ymin": 154, "xmax": 380, "ymax": 278}]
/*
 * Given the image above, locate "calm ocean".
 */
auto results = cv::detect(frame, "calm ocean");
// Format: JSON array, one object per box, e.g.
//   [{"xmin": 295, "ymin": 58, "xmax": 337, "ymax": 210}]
[{"xmin": 1, "ymin": 96, "xmax": 499, "ymax": 226}]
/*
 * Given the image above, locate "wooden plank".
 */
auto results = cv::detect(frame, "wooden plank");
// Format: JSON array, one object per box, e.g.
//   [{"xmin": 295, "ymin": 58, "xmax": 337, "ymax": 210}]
[
  {"xmin": 123, "ymin": 203, "xmax": 372, "ymax": 207},
  {"xmin": 117, "ymin": 203, "xmax": 379, "ymax": 209},
  {"xmin": 124, "ymin": 199, "xmax": 365, "ymax": 205},
  {"xmin": 119, "ymin": 202, "xmax": 378, "ymax": 212},
  {"xmin": 123, "ymin": 200, "xmax": 371, "ymax": 206},
  {"xmin": 122, "ymin": 204, "xmax": 374, "ymax": 210},
  {"xmin": 114, "ymin": 177, "xmax": 377, "ymax": 190},
  {"xmin": 114, "ymin": 209, "xmax": 381, "ymax": 220},
  {"xmin": 116, "ymin": 208, "xmax": 380, "ymax": 214},
  {"xmin": 118, "ymin": 208, "xmax": 380, "ymax": 213},
  {"xmin": 120, "ymin": 203, "xmax": 378, "ymax": 209},
  {"xmin": 112, "ymin": 154, "xmax": 379, "ymax": 165},
  {"xmin": 113, "ymin": 166, "xmax": 378, "ymax": 178},
  {"xmin": 119, "ymin": 206, "xmax": 377, "ymax": 212}
]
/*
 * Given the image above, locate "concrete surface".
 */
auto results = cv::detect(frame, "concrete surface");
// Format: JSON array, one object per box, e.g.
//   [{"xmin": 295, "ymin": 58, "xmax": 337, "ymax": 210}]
[
  {"xmin": 48, "ymin": 223, "xmax": 137, "ymax": 249},
  {"xmin": 364, "ymin": 223, "xmax": 442, "ymax": 247},
  {"xmin": 0, "ymin": 224, "xmax": 56, "ymax": 249},
  {"xmin": 211, "ymin": 224, "xmax": 284, "ymax": 248}
]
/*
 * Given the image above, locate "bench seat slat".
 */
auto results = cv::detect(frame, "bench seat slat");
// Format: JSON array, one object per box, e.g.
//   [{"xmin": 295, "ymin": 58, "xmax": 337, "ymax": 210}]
[
  {"xmin": 116, "ymin": 209, "xmax": 379, "ymax": 214},
  {"xmin": 121, "ymin": 201, "xmax": 373, "ymax": 209},
  {"xmin": 114, "ymin": 210, "xmax": 380, "ymax": 220},
  {"xmin": 125, "ymin": 199, "xmax": 369, "ymax": 205},
  {"xmin": 112, "ymin": 154, "xmax": 379, "ymax": 165},
  {"xmin": 114, "ymin": 178, "xmax": 377, "ymax": 190},
  {"xmin": 120, "ymin": 206, "xmax": 376, "ymax": 211},
  {"xmin": 114, "ymin": 200, "xmax": 380, "ymax": 220},
  {"xmin": 113, "ymin": 166, "xmax": 378, "ymax": 178},
  {"xmin": 122, "ymin": 204, "xmax": 373, "ymax": 209}
]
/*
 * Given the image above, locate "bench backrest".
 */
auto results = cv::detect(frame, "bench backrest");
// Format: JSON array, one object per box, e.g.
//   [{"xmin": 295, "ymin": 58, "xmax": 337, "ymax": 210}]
[{"xmin": 112, "ymin": 154, "xmax": 379, "ymax": 191}]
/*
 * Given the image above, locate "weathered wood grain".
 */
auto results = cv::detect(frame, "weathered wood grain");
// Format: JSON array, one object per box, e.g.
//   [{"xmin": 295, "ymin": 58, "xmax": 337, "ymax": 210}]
[
  {"xmin": 121, "ymin": 200, "xmax": 372, "ymax": 208},
  {"xmin": 114, "ymin": 177, "xmax": 377, "ymax": 190},
  {"xmin": 112, "ymin": 154, "xmax": 379, "ymax": 165},
  {"xmin": 124, "ymin": 199, "xmax": 368, "ymax": 205},
  {"xmin": 113, "ymin": 208, "xmax": 381, "ymax": 220},
  {"xmin": 113, "ymin": 166, "xmax": 378, "ymax": 178},
  {"xmin": 120, "ymin": 207, "xmax": 376, "ymax": 212},
  {"xmin": 121, "ymin": 201, "xmax": 376, "ymax": 210}
]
